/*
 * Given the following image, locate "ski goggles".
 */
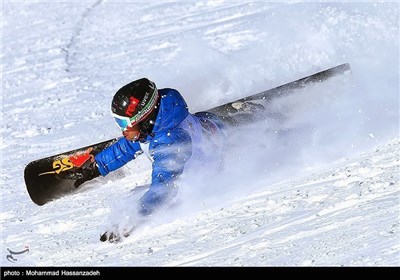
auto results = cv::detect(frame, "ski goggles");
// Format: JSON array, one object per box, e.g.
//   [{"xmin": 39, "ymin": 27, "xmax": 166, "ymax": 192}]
[{"xmin": 112, "ymin": 114, "xmax": 135, "ymax": 132}]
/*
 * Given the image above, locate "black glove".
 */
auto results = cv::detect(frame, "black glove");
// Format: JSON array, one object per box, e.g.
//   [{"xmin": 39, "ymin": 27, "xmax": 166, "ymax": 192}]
[{"xmin": 74, "ymin": 161, "xmax": 100, "ymax": 188}]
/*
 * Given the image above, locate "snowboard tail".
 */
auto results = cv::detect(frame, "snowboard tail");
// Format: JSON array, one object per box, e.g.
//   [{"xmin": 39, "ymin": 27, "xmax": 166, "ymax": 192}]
[
  {"xmin": 24, "ymin": 139, "xmax": 117, "ymax": 205},
  {"xmin": 24, "ymin": 63, "xmax": 351, "ymax": 206}
]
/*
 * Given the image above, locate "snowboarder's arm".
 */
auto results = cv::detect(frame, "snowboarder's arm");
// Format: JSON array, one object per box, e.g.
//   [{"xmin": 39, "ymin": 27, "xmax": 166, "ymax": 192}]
[
  {"xmin": 95, "ymin": 137, "xmax": 142, "ymax": 176},
  {"xmin": 138, "ymin": 128, "xmax": 192, "ymax": 216}
]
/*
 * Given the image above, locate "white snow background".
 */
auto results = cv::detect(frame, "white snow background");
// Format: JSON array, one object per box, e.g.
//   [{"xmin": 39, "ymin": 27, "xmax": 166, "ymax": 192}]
[{"xmin": 1, "ymin": 1, "xmax": 399, "ymax": 267}]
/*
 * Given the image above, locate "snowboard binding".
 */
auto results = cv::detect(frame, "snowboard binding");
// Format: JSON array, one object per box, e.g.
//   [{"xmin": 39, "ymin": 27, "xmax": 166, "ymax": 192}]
[{"xmin": 218, "ymin": 101, "xmax": 266, "ymax": 127}]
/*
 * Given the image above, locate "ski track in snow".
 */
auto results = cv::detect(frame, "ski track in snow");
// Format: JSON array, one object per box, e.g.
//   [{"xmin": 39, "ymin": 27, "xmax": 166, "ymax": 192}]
[{"xmin": 1, "ymin": 2, "xmax": 399, "ymax": 266}]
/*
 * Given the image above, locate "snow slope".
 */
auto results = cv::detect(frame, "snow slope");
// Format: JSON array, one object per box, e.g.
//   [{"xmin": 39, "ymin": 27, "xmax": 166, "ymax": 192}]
[{"xmin": 1, "ymin": 1, "xmax": 399, "ymax": 266}]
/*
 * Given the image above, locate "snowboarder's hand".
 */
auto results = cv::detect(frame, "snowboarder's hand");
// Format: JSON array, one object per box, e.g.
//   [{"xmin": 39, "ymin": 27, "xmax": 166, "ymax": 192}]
[
  {"xmin": 74, "ymin": 161, "xmax": 100, "ymax": 188},
  {"xmin": 100, "ymin": 227, "xmax": 134, "ymax": 243}
]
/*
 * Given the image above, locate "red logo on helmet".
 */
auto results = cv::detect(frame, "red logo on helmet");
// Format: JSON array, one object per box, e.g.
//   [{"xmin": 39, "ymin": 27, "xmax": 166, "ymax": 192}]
[{"xmin": 125, "ymin": 96, "xmax": 140, "ymax": 117}]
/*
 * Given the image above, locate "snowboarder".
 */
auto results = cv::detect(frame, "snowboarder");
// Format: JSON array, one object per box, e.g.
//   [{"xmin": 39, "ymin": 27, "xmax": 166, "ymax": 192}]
[
  {"xmin": 73, "ymin": 78, "xmax": 266, "ymax": 241},
  {"xmin": 74, "ymin": 78, "xmax": 232, "ymax": 240}
]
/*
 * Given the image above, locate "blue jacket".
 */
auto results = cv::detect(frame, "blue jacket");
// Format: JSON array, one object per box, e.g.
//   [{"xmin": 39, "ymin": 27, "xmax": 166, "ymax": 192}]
[{"xmin": 95, "ymin": 88, "xmax": 224, "ymax": 216}]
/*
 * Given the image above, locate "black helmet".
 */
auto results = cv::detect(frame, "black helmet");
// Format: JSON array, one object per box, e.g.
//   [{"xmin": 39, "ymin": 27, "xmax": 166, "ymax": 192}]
[{"xmin": 111, "ymin": 78, "xmax": 160, "ymax": 139}]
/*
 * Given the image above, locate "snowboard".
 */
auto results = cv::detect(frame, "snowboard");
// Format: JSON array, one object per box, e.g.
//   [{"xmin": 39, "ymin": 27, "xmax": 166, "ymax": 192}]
[
  {"xmin": 24, "ymin": 63, "xmax": 351, "ymax": 206},
  {"xmin": 24, "ymin": 139, "xmax": 117, "ymax": 206}
]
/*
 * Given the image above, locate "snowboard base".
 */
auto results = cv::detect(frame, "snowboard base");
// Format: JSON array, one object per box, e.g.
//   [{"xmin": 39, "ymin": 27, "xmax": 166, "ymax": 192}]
[{"xmin": 24, "ymin": 139, "xmax": 117, "ymax": 205}]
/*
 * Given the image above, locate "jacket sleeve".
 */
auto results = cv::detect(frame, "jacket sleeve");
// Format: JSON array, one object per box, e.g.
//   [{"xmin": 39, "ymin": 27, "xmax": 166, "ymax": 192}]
[
  {"xmin": 138, "ymin": 128, "xmax": 192, "ymax": 216},
  {"xmin": 94, "ymin": 137, "xmax": 142, "ymax": 176}
]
